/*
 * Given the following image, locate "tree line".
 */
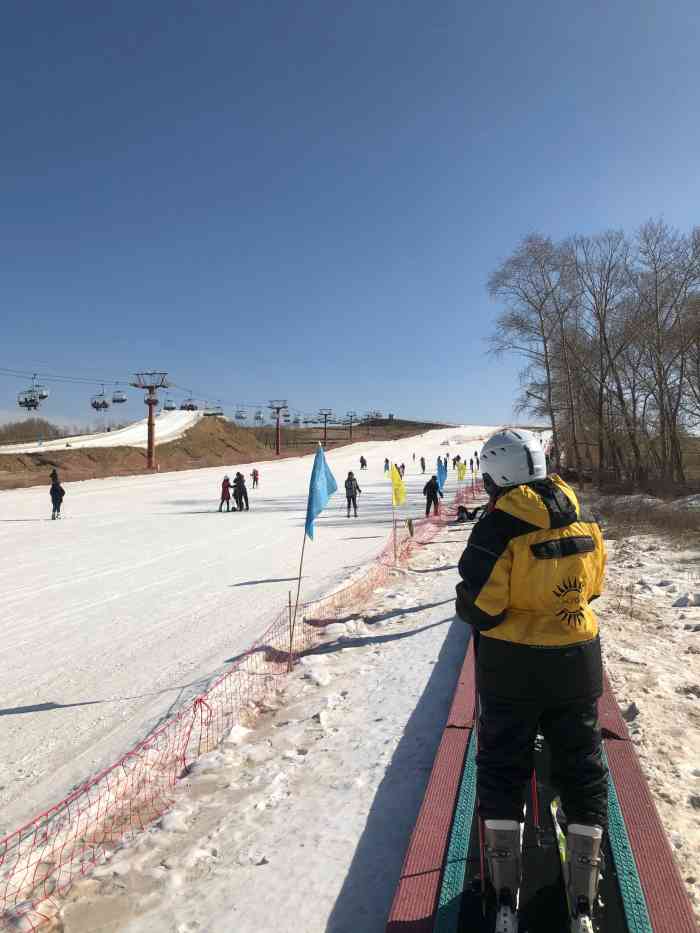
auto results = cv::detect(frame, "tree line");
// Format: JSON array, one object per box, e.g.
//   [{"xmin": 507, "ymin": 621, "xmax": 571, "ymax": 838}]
[{"xmin": 489, "ymin": 220, "xmax": 700, "ymax": 488}]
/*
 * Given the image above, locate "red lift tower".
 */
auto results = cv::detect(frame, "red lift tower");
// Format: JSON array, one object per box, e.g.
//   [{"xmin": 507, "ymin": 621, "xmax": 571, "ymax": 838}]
[
  {"xmin": 269, "ymin": 400, "xmax": 288, "ymax": 456},
  {"xmin": 131, "ymin": 372, "xmax": 169, "ymax": 470}
]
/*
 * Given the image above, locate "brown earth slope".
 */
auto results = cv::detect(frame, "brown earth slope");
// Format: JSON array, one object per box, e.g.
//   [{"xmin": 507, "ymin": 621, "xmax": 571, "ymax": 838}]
[
  {"xmin": 0, "ymin": 417, "xmax": 449, "ymax": 490},
  {"xmin": 0, "ymin": 418, "xmax": 269, "ymax": 490}
]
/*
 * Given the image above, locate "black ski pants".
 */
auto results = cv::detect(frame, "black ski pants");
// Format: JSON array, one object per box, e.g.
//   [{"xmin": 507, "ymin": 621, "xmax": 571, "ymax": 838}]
[
  {"xmin": 346, "ymin": 494, "xmax": 357, "ymax": 516},
  {"xmin": 425, "ymin": 494, "xmax": 439, "ymax": 516},
  {"xmin": 477, "ymin": 693, "xmax": 608, "ymax": 828}
]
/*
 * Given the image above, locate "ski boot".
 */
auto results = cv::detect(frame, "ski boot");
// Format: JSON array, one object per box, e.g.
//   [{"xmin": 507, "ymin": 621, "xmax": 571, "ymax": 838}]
[
  {"xmin": 566, "ymin": 823, "xmax": 603, "ymax": 933},
  {"xmin": 484, "ymin": 819, "xmax": 521, "ymax": 933}
]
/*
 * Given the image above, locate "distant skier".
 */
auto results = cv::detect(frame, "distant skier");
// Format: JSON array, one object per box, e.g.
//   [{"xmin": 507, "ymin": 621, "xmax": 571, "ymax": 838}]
[
  {"xmin": 469, "ymin": 457, "xmax": 474, "ymax": 473},
  {"xmin": 420, "ymin": 456, "xmax": 426, "ymax": 474},
  {"xmin": 233, "ymin": 472, "xmax": 249, "ymax": 511},
  {"xmin": 423, "ymin": 475, "xmax": 443, "ymax": 516},
  {"xmin": 455, "ymin": 430, "xmax": 607, "ymax": 932},
  {"xmin": 345, "ymin": 471, "xmax": 361, "ymax": 518},
  {"xmin": 359, "ymin": 456, "xmax": 367, "ymax": 470},
  {"xmin": 50, "ymin": 468, "xmax": 59, "ymax": 484},
  {"xmin": 250, "ymin": 468, "xmax": 259, "ymax": 488},
  {"xmin": 50, "ymin": 479, "xmax": 65, "ymax": 520},
  {"xmin": 399, "ymin": 463, "xmax": 406, "ymax": 478},
  {"xmin": 412, "ymin": 452, "xmax": 416, "ymax": 463},
  {"xmin": 384, "ymin": 458, "xmax": 390, "ymax": 473},
  {"xmin": 219, "ymin": 475, "xmax": 232, "ymax": 512}
]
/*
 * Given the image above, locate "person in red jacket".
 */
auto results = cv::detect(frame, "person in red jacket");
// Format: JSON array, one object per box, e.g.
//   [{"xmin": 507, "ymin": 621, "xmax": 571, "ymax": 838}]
[{"xmin": 219, "ymin": 475, "xmax": 232, "ymax": 512}]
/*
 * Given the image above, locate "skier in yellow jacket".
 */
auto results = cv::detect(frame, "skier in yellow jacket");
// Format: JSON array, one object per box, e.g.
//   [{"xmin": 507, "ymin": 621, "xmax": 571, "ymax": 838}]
[{"xmin": 456, "ymin": 429, "xmax": 607, "ymax": 933}]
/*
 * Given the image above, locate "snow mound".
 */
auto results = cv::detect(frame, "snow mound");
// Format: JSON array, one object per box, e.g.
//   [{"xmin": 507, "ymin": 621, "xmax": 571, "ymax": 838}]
[
  {"xmin": 670, "ymin": 494, "xmax": 700, "ymax": 512},
  {"xmin": 0, "ymin": 410, "xmax": 203, "ymax": 454}
]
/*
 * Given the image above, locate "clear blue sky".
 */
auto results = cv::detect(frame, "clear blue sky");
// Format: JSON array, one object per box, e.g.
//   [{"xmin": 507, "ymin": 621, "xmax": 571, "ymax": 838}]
[{"xmin": 2, "ymin": 1, "xmax": 699, "ymax": 427}]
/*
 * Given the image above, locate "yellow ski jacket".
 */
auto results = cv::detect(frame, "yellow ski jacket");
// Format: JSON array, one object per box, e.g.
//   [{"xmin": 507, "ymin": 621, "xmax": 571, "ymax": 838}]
[{"xmin": 456, "ymin": 476, "xmax": 606, "ymax": 647}]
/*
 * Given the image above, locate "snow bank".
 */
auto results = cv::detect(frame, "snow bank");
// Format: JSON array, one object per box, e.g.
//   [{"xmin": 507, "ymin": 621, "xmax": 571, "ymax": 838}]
[{"xmin": 0, "ymin": 409, "xmax": 203, "ymax": 453}]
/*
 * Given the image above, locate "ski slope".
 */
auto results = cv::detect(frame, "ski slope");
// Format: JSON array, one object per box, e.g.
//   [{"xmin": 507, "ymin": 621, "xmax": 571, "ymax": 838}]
[
  {"xmin": 0, "ymin": 409, "xmax": 202, "ymax": 454},
  {"xmin": 0, "ymin": 425, "xmax": 496, "ymax": 836}
]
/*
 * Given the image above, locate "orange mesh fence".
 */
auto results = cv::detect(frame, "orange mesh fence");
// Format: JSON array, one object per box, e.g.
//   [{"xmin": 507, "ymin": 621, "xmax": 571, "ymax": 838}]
[{"xmin": 0, "ymin": 479, "xmax": 483, "ymax": 930}]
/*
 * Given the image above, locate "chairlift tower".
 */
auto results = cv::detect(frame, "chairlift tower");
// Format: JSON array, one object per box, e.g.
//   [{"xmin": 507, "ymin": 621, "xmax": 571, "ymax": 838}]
[
  {"xmin": 269, "ymin": 399, "xmax": 288, "ymax": 456},
  {"xmin": 319, "ymin": 409, "xmax": 333, "ymax": 447},
  {"xmin": 346, "ymin": 410, "xmax": 357, "ymax": 443},
  {"xmin": 131, "ymin": 372, "xmax": 169, "ymax": 470}
]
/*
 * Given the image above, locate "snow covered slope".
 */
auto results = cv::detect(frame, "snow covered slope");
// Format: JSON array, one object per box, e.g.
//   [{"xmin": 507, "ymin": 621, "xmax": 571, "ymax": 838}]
[
  {"xmin": 0, "ymin": 425, "xmax": 496, "ymax": 836},
  {"xmin": 60, "ymin": 527, "xmax": 473, "ymax": 933},
  {"xmin": 0, "ymin": 409, "xmax": 203, "ymax": 454}
]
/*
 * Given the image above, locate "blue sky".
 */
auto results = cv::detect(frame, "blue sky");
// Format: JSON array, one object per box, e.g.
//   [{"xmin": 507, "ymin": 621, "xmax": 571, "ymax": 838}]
[{"xmin": 2, "ymin": 1, "xmax": 699, "ymax": 427}]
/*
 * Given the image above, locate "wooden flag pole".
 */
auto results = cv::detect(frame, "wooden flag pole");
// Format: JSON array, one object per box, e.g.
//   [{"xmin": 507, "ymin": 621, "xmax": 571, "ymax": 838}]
[{"xmin": 288, "ymin": 529, "xmax": 308, "ymax": 671}]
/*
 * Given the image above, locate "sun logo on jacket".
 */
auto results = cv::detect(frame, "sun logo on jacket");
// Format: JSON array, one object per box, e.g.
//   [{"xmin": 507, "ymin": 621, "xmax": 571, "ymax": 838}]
[{"xmin": 553, "ymin": 577, "xmax": 586, "ymax": 627}]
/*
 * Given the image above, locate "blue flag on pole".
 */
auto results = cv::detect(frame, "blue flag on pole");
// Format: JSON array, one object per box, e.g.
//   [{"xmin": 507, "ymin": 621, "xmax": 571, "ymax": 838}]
[
  {"xmin": 304, "ymin": 444, "xmax": 338, "ymax": 540},
  {"xmin": 437, "ymin": 458, "xmax": 447, "ymax": 492}
]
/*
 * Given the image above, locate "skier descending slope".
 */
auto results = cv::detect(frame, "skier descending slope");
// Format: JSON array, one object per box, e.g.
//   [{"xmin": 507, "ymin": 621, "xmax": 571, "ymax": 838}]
[
  {"xmin": 344, "ymin": 471, "xmax": 361, "ymax": 517},
  {"xmin": 455, "ymin": 429, "xmax": 607, "ymax": 933},
  {"xmin": 50, "ymin": 478, "xmax": 65, "ymax": 520}
]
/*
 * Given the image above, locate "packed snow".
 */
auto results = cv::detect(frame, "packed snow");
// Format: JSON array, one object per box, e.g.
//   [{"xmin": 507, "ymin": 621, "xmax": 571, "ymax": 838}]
[
  {"xmin": 59, "ymin": 521, "xmax": 473, "ymax": 933},
  {"xmin": 590, "ymin": 515, "xmax": 700, "ymax": 917},
  {"xmin": 0, "ymin": 409, "xmax": 202, "ymax": 454},
  {"xmin": 0, "ymin": 426, "xmax": 494, "ymax": 837}
]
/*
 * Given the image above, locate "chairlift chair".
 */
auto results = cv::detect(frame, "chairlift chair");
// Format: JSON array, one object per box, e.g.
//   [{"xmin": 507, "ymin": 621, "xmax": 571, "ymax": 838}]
[
  {"xmin": 90, "ymin": 390, "xmax": 110, "ymax": 412},
  {"xmin": 17, "ymin": 389, "xmax": 40, "ymax": 411},
  {"xmin": 112, "ymin": 389, "xmax": 127, "ymax": 404},
  {"xmin": 235, "ymin": 408, "xmax": 246, "ymax": 421},
  {"xmin": 163, "ymin": 397, "xmax": 177, "ymax": 411},
  {"xmin": 180, "ymin": 398, "xmax": 199, "ymax": 411}
]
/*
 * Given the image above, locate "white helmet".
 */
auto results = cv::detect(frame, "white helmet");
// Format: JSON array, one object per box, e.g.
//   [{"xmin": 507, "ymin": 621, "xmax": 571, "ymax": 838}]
[{"xmin": 480, "ymin": 429, "xmax": 547, "ymax": 489}]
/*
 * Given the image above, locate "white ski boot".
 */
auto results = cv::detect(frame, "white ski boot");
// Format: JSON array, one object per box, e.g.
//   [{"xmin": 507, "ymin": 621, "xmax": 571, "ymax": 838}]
[
  {"xmin": 484, "ymin": 819, "xmax": 522, "ymax": 933},
  {"xmin": 566, "ymin": 823, "xmax": 603, "ymax": 933}
]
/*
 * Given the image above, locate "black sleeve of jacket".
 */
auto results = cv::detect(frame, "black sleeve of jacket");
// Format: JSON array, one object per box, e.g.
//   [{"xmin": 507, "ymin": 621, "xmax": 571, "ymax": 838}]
[{"xmin": 455, "ymin": 510, "xmax": 535, "ymax": 631}]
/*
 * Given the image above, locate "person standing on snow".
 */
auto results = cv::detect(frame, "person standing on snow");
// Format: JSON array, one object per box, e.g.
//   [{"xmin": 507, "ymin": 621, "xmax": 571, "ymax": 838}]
[
  {"xmin": 50, "ymin": 479, "xmax": 65, "ymax": 520},
  {"xmin": 233, "ymin": 472, "xmax": 249, "ymax": 511},
  {"xmin": 384, "ymin": 457, "xmax": 390, "ymax": 473},
  {"xmin": 219, "ymin": 475, "xmax": 232, "ymax": 512},
  {"xmin": 345, "ymin": 471, "xmax": 361, "ymax": 518},
  {"xmin": 469, "ymin": 457, "xmax": 474, "ymax": 473},
  {"xmin": 250, "ymin": 468, "xmax": 259, "ymax": 488},
  {"xmin": 455, "ymin": 429, "xmax": 607, "ymax": 932},
  {"xmin": 422, "ymin": 475, "xmax": 442, "ymax": 516},
  {"xmin": 359, "ymin": 455, "xmax": 367, "ymax": 470},
  {"xmin": 420, "ymin": 456, "xmax": 426, "ymax": 474}
]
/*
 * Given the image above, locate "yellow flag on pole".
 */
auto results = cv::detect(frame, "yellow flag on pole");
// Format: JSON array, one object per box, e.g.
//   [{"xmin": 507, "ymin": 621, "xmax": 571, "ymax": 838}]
[{"xmin": 390, "ymin": 464, "xmax": 406, "ymax": 507}]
